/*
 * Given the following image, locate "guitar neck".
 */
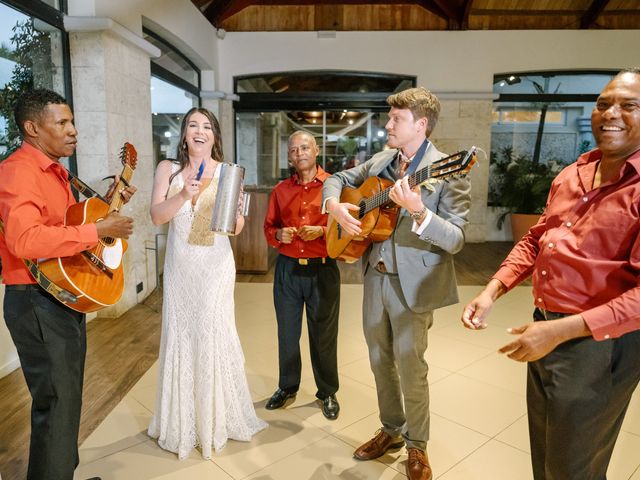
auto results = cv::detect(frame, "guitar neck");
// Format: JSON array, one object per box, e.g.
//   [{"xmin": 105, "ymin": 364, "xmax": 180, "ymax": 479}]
[
  {"xmin": 108, "ymin": 164, "xmax": 134, "ymax": 214},
  {"xmin": 363, "ymin": 170, "xmax": 429, "ymax": 214},
  {"xmin": 361, "ymin": 149, "xmax": 473, "ymax": 216}
]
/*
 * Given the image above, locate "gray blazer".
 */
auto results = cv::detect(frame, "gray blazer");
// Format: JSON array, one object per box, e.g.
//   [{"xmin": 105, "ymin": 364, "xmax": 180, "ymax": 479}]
[{"xmin": 322, "ymin": 144, "xmax": 471, "ymax": 313}]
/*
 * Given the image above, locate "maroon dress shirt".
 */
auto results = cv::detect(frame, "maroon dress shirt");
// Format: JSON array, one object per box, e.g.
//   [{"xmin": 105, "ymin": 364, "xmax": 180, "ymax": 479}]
[
  {"xmin": 494, "ymin": 148, "xmax": 640, "ymax": 341},
  {"xmin": 264, "ymin": 166, "xmax": 329, "ymax": 259}
]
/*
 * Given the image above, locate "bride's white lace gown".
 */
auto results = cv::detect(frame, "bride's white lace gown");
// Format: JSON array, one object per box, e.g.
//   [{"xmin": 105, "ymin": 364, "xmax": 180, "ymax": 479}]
[{"xmin": 148, "ymin": 164, "xmax": 267, "ymax": 459}]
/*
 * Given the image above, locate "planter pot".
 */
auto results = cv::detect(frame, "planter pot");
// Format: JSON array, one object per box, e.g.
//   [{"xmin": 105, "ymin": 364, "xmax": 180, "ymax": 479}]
[{"xmin": 510, "ymin": 213, "xmax": 541, "ymax": 243}]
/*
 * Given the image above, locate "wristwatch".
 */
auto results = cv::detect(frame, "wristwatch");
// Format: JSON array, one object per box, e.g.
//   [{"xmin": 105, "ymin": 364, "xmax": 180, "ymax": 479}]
[{"xmin": 410, "ymin": 206, "xmax": 427, "ymax": 221}]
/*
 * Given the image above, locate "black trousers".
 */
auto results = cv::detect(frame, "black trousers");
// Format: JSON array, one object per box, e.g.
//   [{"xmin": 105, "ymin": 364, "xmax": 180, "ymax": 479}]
[
  {"xmin": 273, "ymin": 254, "xmax": 340, "ymax": 399},
  {"xmin": 527, "ymin": 308, "xmax": 640, "ymax": 480},
  {"xmin": 4, "ymin": 285, "xmax": 86, "ymax": 480}
]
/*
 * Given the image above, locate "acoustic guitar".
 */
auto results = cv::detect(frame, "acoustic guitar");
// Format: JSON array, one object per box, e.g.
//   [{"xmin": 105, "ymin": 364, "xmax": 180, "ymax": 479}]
[
  {"xmin": 37, "ymin": 143, "xmax": 137, "ymax": 313},
  {"xmin": 326, "ymin": 148, "xmax": 477, "ymax": 263}
]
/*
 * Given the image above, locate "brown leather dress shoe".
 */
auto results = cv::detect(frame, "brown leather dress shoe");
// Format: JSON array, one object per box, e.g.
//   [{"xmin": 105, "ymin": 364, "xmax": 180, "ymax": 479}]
[
  {"xmin": 406, "ymin": 448, "xmax": 433, "ymax": 480},
  {"xmin": 353, "ymin": 429, "xmax": 404, "ymax": 460}
]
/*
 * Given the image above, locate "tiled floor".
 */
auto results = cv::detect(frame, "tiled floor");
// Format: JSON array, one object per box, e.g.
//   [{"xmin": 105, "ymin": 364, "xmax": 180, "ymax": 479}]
[{"xmin": 74, "ymin": 284, "xmax": 640, "ymax": 479}]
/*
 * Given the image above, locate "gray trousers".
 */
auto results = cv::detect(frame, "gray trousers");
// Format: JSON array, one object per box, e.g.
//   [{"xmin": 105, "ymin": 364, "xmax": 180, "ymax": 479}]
[
  {"xmin": 528, "ymin": 308, "xmax": 640, "ymax": 480},
  {"xmin": 363, "ymin": 267, "xmax": 433, "ymax": 451}
]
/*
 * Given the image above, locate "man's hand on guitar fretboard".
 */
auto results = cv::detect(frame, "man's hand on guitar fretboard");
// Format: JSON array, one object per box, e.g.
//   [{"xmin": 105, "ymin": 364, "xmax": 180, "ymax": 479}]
[
  {"xmin": 105, "ymin": 174, "xmax": 137, "ymax": 204},
  {"xmin": 389, "ymin": 177, "xmax": 424, "ymax": 213},
  {"xmin": 326, "ymin": 198, "xmax": 362, "ymax": 236}
]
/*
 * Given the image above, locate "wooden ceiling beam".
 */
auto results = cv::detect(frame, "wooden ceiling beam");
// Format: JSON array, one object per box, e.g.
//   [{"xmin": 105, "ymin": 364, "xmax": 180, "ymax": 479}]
[
  {"xmin": 460, "ymin": 0, "xmax": 473, "ymax": 29},
  {"xmin": 580, "ymin": 0, "xmax": 610, "ymax": 28},
  {"xmin": 470, "ymin": 9, "xmax": 582, "ymax": 16},
  {"xmin": 430, "ymin": 0, "xmax": 463, "ymax": 28},
  {"xmin": 219, "ymin": 0, "xmax": 254, "ymax": 23},
  {"xmin": 415, "ymin": 0, "xmax": 449, "ymax": 22},
  {"xmin": 203, "ymin": 0, "xmax": 238, "ymax": 27}
]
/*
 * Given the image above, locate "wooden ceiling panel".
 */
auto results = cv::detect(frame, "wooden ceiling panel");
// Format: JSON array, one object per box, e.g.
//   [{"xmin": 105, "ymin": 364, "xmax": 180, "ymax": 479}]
[
  {"xmin": 469, "ymin": 13, "xmax": 583, "ymax": 29},
  {"xmin": 607, "ymin": 0, "xmax": 640, "ymax": 7},
  {"xmin": 222, "ymin": 5, "xmax": 313, "ymax": 31},
  {"xmin": 344, "ymin": 4, "xmax": 447, "ymax": 30},
  {"xmin": 597, "ymin": 12, "xmax": 640, "ymax": 28},
  {"xmin": 196, "ymin": 0, "xmax": 640, "ymax": 31}
]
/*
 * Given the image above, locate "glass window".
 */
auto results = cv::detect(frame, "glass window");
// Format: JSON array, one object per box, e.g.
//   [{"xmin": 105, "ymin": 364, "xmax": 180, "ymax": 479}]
[
  {"xmin": 496, "ymin": 109, "xmax": 563, "ymax": 124},
  {"xmin": 144, "ymin": 28, "xmax": 201, "ymax": 165},
  {"xmin": 234, "ymin": 71, "xmax": 415, "ymax": 186},
  {"xmin": 491, "ymin": 71, "xmax": 616, "ymax": 167},
  {"xmin": 0, "ymin": 2, "xmax": 68, "ymax": 159},
  {"xmin": 150, "ymin": 76, "xmax": 198, "ymax": 163},
  {"xmin": 236, "ymin": 110, "xmax": 390, "ymax": 186},
  {"xmin": 489, "ymin": 70, "xmax": 617, "ymax": 210}
]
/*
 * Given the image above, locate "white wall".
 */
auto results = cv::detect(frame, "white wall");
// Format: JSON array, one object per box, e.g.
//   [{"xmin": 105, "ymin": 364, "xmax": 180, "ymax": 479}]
[{"xmin": 216, "ymin": 30, "xmax": 640, "ymax": 94}]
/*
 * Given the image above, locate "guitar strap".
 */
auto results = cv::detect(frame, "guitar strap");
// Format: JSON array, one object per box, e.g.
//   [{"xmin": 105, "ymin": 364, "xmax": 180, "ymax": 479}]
[
  {"xmin": 66, "ymin": 168, "xmax": 108, "ymax": 203},
  {"xmin": 404, "ymin": 139, "xmax": 430, "ymax": 177},
  {"xmin": 0, "ymin": 169, "xmax": 103, "ymax": 305}
]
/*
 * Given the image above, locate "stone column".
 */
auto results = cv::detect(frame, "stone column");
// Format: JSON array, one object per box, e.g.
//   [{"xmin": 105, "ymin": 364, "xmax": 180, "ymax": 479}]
[
  {"xmin": 70, "ymin": 30, "xmax": 156, "ymax": 317},
  {"xmin": 430, "ymin": 97, "xmax": 493, "ymax": 243}
]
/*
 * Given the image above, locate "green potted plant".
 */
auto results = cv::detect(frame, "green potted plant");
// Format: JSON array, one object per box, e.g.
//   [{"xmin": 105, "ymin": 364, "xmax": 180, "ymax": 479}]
[{"xmin": 489, "ymin": 146, "xmax": 565, "ymax": 241}]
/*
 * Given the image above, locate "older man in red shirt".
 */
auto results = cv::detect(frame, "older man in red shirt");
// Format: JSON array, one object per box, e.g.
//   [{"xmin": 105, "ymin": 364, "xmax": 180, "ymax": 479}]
[
  {"xmin": 263, "ymin": 130, "xmax": 340, "ymax": 420},
  {"xmin": 0, "ymin": 89, "xmax": 134, "ymax": 480},
  {"xmin": 462, "ymin": 69, "xmax": 640, "ymax": 480}
]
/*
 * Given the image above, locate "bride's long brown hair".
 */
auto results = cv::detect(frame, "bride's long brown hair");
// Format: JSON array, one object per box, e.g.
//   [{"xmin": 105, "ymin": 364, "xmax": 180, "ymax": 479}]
[{"xmin": 168, "ymin": 107, "xmax": 224, "ymax": 186}]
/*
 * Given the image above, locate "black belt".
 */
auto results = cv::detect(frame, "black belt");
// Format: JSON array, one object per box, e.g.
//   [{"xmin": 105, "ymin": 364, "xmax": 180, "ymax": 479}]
[
  {"xmin": 296, "ymin": 257, "xmax": 327, "ymax": 266},
  {"xmin": 5, "ymin": 284, "xmax": 40, "ymax": 291},
  {"xmin": 535, "ymin": 307, "xmax": 570, "ymax": 321}
]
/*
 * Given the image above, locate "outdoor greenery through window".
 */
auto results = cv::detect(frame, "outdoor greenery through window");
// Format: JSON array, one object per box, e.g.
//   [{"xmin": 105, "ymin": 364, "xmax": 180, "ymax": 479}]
[
  {"xmin": 489, "ymin": 71, "xmax": 616, "ymax": 222},
  {"xmin": 0, "ymin": 1, "xmax": 67, "ymax": 160}
]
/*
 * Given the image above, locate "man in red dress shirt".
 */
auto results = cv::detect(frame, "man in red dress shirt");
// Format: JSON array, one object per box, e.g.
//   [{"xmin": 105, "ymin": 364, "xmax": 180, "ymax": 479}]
[
  {"xmin": 263, "ymin": 130, "xmax": 340, "ymax": 420},
  {"xmin": 462, "ymin": 69, "xmax": 640, "ymax": 479},
  {"xmin": 0, "ymin": 89, "xmax": 134, "ymax": 480}
]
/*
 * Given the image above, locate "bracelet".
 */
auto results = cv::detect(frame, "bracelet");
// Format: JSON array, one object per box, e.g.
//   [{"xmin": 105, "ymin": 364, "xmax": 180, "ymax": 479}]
[{"xmin": 410, "ymin": 206, "xmax": 427, "ymax": 221}]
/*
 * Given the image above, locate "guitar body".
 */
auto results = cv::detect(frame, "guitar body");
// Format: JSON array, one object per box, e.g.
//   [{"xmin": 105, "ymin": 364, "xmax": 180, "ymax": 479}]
[
  {"xmin": 38, "ymin": 197, "xmax": 128, "ymax": 313},
  {"xmin": 326, "ymin": 176, "xmax": 399, "ymax": 263}
]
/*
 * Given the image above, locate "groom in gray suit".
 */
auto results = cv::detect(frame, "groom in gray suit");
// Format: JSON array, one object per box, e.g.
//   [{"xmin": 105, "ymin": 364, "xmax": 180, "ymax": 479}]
[{"xmin": 323, "ymin": 87, "xmax": 471, "ymax": 480}]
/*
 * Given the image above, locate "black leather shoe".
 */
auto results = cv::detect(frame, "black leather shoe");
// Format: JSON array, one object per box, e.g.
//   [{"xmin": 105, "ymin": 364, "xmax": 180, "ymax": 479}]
[
  {"xmin": 86, "ymin": 477, "xmax": 102, "ymax": 480},
  {"xmin": 321, "ymin": 394, "xmax": 340, "ymax": 420},
  {"xmin": 266, "ymin": 388, "xmax": 296, "ymax": 410}
]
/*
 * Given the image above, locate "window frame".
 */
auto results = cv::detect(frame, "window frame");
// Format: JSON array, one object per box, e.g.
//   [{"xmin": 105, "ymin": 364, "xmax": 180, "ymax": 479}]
[
  {"xmin": 143, "ymin": 27, "xmax": 201, "ymax": 101},
  {"xmin": 1, "ymin": 0, "xmax": 75, "ymax": 171}
]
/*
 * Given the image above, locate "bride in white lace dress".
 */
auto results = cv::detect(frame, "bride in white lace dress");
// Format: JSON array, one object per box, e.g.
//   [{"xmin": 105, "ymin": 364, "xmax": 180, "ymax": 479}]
[{"xmin": 148, "ymin": 108, "xmax": 267, "ymax": 459}]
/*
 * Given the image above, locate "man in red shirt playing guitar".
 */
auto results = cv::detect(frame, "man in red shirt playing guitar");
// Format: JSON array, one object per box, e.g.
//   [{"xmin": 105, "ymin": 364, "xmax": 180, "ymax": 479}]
[{"xmin": 0, "ymin": 89, "xmax": 135, "ymax": 480}]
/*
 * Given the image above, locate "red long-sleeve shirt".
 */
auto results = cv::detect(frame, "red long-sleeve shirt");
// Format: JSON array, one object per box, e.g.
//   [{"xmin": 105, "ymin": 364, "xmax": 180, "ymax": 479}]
[
  {"xmin": 0, "ymin": 142, "xmax": 98, "ymax": 285},
  {"xmin": 494, "ymin": 148, "xmax": 640, "ymax": 341},
  {"xmin": 264, "ymin": 166, "xmax": 329, "ymax": 259}
]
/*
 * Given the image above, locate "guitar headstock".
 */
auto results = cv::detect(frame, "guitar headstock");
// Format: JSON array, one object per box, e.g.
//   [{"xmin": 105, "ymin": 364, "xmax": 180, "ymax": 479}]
[
  {"xmin": 120, "ymin": 142, "xmax": 138, "ymax": 170},
  {"xmin": 429, "ymin": 147, "xmax": 477, "ymax": 180}
]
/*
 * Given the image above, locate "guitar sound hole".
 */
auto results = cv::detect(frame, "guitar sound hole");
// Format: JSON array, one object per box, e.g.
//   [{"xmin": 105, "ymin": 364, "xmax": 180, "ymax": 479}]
[
  {"xmin": 102, "ymin": 237, "xmax": 115, "ymax": 246},
  {"xmin": 358, "ymin": 202, "xmax": 366, "ymax": 219}
]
